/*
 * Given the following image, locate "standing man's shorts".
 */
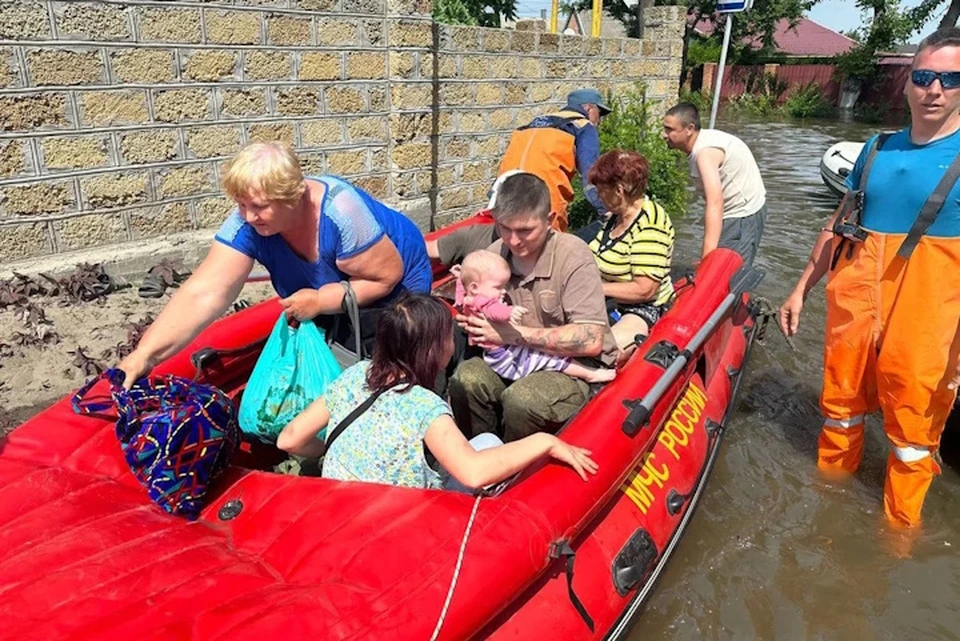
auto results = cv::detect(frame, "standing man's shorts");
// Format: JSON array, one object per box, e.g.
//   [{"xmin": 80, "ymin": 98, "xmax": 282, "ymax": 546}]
[{"xmin": 718, "ymin": 203, "xmax": 767, "ymax": 267}]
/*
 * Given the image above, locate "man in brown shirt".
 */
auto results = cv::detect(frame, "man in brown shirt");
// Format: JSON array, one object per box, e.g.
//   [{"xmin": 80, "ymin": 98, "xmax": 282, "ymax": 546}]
[{"xmin": 448, "ymin": 172, "xmax": 617, "ymax": 442}]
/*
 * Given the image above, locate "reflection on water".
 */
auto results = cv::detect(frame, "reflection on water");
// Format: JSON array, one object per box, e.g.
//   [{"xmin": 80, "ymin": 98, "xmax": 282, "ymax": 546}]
[{"xmin": 629, "ymin": 115, "xmax": 960, "ymax": 641}]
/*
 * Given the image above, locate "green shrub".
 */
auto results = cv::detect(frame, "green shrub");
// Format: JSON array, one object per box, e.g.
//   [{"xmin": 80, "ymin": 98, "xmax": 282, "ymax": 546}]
[
  {"xmin": 432, "ymin": 0, "xmax": 477, "ymax": 25},
  {"xmin": 686, "ymin": 37, "xmax": 723, "ymax": 67},
  {"xmin": 567, "ymin": 83, "xmax": 690, "ymax": 231},
  {"xmin": 785, "ymin": 82, "xmax": 834, "ymax": 119},
  {"xmin": 679, "ymin": 89, "xmax": 711, "ymax": 114},
  {"xmin": 853, "ymin": 102, "xmax": 889, "ymax": 124},
  {"xmin": 724, "ymin": 92, "xmax": 781, "ymax": 116}
]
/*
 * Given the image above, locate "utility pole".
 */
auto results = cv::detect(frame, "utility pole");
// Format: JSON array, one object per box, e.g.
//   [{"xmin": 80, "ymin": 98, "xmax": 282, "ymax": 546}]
[{"xmin": 709, "ymin": 1, "xmax": 754, "ymax": 129}]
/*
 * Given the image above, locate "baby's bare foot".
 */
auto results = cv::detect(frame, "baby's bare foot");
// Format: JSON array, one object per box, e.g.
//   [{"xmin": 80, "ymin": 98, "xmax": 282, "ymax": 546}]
[{"xmin": 586, "ymin": 368, "xmax": 617, "ymax": 383}]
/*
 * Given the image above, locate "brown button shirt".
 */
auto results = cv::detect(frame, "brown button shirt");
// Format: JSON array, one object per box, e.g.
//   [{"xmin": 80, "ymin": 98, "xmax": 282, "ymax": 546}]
[{"xmin": 489, "ymin": 231, "xmax": 618, "ymax": 367}]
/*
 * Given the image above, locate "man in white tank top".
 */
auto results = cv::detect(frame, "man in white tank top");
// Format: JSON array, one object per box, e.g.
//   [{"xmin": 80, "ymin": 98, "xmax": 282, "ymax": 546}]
[{"xmin": 662, "ymin": 103, "xmax": 767, "ymax": 266}]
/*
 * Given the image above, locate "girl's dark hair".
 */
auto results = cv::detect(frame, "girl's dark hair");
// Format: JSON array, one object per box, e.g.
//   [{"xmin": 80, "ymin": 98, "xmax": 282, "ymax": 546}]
[{"xmin": 366, "ymin": 293, "xmax": 454, "ymax": 392}]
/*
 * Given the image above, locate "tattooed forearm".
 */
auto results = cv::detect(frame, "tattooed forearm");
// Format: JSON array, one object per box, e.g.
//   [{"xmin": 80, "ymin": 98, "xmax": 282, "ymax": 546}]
[{"xmin": 517, "ymin": 323, "xmax": 604, "ymax": 357}]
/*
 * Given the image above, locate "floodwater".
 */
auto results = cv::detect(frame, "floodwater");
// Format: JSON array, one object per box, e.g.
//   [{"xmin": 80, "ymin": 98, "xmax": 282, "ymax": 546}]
[{"xmin": 630, "ymin": 116, "xmax": 960, "ymax": 640}]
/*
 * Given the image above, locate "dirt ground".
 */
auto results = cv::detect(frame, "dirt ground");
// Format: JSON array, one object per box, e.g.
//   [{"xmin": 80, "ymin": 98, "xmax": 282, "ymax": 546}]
[{"xmin": 0, "ymin": 279, "xmax": 276, "ymax": 435}]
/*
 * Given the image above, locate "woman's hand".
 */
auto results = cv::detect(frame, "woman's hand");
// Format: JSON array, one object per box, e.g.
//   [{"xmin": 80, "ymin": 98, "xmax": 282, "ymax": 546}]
[
  {"xmin": 778, "ymin": 289, "xmax": 805, "ymax": 338},
  {"xmin": 280, "ymin": 288, "xmax": 324, "ymax": 322},
  {"xmin": 116, "ymin": 350, "xmax": 156, "ymax": 390},
  {"xmin": 545, "ymin": 435, "xmax": 598, "ymax": 481}
]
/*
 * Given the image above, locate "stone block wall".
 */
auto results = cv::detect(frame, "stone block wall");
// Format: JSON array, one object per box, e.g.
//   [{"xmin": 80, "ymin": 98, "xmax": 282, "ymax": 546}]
[
  {"xmin": 0, "ymin": 0, "xmax": 684, "ymax": 264},
  {"xmin": 392, "ymin": 8, "xmax": 685, "ymax": 228}
]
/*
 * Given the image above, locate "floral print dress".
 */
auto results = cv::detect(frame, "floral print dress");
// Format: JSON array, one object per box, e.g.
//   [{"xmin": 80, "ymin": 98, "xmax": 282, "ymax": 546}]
[{"xmin": 321, "ymin": 361, "xmax": 450, "ymax": 489}]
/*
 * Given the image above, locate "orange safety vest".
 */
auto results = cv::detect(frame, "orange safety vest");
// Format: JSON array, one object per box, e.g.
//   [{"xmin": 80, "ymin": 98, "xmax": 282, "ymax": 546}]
[{"xmin": 499, "ymin": 109, "xmax": 591, "ymax": 232}]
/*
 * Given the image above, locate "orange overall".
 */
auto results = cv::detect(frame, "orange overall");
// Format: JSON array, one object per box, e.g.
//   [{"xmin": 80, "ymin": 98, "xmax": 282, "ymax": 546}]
[
  {"xmin": 822, "ymin": 230, "xmax": 960, "ymax": 526},
  {"xmin": 820, "ymin": 129, "xmax": 960, "ymax": 526},
  {"xmin": 499, "ymin": 109, "xmax": 590, "ymax": 232}
]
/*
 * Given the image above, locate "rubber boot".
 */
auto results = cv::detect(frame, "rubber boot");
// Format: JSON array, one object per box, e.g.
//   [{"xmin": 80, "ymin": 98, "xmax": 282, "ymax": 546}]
[
  {"xmin": 817, "ymin": 424, "xmax": 865, "ymax": 474},
  {"xmin": 883, "ymin": 452, "xmax": 941, "ymax": 527}
]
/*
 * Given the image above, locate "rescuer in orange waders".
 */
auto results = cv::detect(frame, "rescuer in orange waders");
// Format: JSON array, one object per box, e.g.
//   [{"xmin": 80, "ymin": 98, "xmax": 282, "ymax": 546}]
[
  {"xmin": 779, "ymin": 28, "xmax": 960, "ymax": 527},
  {"xmin": 499, "ymin": 89, "xmax": 610, "ymax": 231}
]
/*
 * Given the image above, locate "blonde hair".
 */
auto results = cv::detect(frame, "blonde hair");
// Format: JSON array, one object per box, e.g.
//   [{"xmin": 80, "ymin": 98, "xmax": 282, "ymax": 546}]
[
  {"xmin": 222, "ymin": 141, "xmax": 307, "ymax": 205},
  {"xmin": 460, "ymin": 250, "xmax": 510, "ymax": 288}
]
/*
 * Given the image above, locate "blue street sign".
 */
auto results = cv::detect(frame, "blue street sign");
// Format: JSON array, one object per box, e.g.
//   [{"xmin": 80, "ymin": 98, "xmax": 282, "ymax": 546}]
[{"xmin": 717, "ymin": 0, "xmax": 753, "ymax": 12}]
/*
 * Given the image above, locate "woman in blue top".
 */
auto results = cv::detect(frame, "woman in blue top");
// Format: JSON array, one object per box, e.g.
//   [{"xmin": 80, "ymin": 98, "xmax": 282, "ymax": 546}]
[
  {"xmin": 277, "ymin": 294, "xmax": 598, "ymax": 491},
  {"xmin": 117, "ymin": 141, "xmax": 432, "ymax": 388}
]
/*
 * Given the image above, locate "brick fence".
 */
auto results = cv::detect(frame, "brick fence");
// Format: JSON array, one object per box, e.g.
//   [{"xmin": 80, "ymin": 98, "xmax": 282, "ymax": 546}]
[{"xmin": 0, "ymin": 0, "xmax": 684, "ymax": 265}]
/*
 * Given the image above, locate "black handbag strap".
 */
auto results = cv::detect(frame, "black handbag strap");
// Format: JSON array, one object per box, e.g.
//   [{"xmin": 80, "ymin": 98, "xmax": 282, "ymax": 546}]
[{"xmin": 325, "ymin": 383, "xmax": 401, "ymax": 450}]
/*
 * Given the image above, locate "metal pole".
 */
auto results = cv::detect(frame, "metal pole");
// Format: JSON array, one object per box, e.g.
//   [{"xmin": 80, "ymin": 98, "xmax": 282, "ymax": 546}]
[
  {"xmin": 550, "ymin": 0, "xmax": 559, "ymax": 33},
  {"xmin": 709, "ymin": 12, "xmax": 733, "ymax": 129},
  {"xmin": 592, "ymin": 0, "xmax": 602, "ymax": 37},
  {"xmin": 637, "ymin": 1, "xmax": 644, "ymax": 39}
]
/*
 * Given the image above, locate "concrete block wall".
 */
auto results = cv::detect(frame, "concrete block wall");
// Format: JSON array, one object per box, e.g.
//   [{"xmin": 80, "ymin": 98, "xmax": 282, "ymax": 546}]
[
  {"xmin": 390, "ymin": 6, "xmax": 686, "ymax": 228},
  {"xmin": 0, "ymin": 0, "xmax": 685, "ymax": 264}
]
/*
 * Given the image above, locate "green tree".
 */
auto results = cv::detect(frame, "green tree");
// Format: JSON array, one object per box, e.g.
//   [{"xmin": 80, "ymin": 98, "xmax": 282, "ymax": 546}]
[
  {"xmin": 836, "ymin": 0, "xmax": 933, "ymax": 83},
  {"xmin": 433, "ymin": 0, "xmax": 518, "ymax": 27},
  {"xmin": 433, "ymin": 0, "xmax": 478, "ymax": 25},
  {"xmin": 906, "ymin": 0, "xmax": 960, "ymax": 30}
]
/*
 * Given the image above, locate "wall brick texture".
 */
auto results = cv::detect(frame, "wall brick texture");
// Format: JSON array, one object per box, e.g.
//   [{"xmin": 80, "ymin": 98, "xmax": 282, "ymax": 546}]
[{"xmin": 0, "ymin": 0, "xmax": 684, "ymax": 264}]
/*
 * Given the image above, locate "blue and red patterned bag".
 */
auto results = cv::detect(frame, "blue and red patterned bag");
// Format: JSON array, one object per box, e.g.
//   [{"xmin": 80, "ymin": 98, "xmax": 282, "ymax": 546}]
[{"xmin": 72, "ymin": 368, "xmax": 239, "ymax": 520}]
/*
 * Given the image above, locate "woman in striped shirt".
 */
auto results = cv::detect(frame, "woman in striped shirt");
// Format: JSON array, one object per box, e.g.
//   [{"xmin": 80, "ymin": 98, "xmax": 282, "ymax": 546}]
[{"xmin": 587, "ymin": 149, "xmax": 676, "ymax": 350}]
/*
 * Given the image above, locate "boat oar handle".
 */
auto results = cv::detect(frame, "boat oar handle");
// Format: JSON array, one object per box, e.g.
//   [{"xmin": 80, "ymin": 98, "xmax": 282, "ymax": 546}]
[
  {"xmin": 622, "ymin": 354, "xmax": 690, "ymax": 436},
  {"xmin": 622, "ymin": 405, "xmax": 650, "ymax": 436}
]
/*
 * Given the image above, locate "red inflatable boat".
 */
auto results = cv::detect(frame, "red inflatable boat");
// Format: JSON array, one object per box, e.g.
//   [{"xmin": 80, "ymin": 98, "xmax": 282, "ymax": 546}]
[{"xmin": 0, "ymin": 219, "xmax": 763, "ymax": 641}]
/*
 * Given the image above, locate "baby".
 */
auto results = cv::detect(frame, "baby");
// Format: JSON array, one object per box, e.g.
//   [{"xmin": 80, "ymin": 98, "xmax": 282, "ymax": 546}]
[{"xmin": 455, "ymin": 250, "xmax": 616, "ymax": 384}]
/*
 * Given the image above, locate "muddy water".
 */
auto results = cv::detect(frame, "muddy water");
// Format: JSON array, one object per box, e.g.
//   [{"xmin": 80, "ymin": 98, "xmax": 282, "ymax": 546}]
[{"xmin": 630, "ymin": 116, "xmax": 960, "ymax": 640}]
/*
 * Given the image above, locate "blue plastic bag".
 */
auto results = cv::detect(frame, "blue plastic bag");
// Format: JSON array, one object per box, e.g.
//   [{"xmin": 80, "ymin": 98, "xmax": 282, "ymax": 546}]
[{"xmin": 239, "ymin": 314, "xmax": 343, "ymax": 443}]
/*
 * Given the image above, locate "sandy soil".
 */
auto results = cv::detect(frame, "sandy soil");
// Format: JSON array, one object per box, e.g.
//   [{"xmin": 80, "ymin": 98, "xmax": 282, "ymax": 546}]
[{"xmin": 0, "ymin": 281, "xmax": 276, "ymax": 435}]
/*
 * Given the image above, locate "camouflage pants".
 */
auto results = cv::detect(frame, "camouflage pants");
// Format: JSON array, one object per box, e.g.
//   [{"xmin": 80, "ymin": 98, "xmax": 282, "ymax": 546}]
[{"xmin": 448, "ymin": 357, "xmax": 589, "ymax": 442}]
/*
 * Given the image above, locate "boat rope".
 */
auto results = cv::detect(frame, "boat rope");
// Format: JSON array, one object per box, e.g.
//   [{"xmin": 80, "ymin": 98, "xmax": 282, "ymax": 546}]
[{"xmin": 429, "ymin": 493, "xmax": 482, "ymax": 641}]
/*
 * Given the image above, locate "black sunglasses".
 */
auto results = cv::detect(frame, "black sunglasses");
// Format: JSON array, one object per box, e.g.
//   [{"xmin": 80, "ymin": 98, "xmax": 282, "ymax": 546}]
[{"xmin": 911, "ymin": 69, "xmax": 960, "ymax": 89}]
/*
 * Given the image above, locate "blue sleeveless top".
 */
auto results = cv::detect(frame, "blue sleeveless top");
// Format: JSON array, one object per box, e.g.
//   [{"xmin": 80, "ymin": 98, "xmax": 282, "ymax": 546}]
[{"xmin": 215, "ymin": 176, "xmax": 432, "ymax": 299}]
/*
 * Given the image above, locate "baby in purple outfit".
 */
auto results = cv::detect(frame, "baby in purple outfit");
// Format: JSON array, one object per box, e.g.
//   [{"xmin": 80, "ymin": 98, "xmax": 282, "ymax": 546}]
[{"xmin": 454, "ymin": 250, "xmax": 615, "ymax": 383}]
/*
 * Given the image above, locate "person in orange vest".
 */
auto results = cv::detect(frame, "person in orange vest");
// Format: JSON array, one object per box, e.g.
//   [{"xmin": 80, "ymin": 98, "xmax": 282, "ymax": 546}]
[
  {"xmin": 779, "ymin": 28, "xmax": 960, "ymax": 527},
  {"xmin": 499, "ymin": 88, "xmax": 610, "ymax": 231}
]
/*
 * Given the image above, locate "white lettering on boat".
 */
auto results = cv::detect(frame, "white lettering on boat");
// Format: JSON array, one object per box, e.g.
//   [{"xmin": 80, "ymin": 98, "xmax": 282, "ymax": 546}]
[{"xmin": 620, "ymin": 383, "xmax": 708, "ymax": 515}]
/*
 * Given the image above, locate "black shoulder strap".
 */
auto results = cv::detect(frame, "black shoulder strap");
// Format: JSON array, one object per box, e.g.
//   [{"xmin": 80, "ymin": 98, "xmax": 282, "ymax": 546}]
[
  {"xmin": 858, "ymin": 132, "xmax": 892, "ymax": 191},
  {"xmin": 835, "ymin": 132, "xmax": 892, "ymax": 231},
  {"xmin": 898, "ymin": 149, "xmax": 960, "ymax": 259},
  {"xmin": 324, "ymin": 385, "xmax": 392, "ymax": 450}
]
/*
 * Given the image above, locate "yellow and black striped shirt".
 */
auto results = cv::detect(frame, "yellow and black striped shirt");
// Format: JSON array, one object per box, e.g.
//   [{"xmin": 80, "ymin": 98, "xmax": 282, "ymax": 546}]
[{"xmin": 588, "ymin": 198, "xmax": 675, "ymax": 307}]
